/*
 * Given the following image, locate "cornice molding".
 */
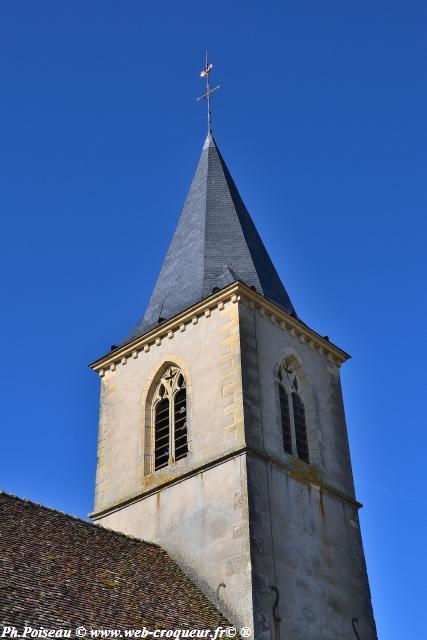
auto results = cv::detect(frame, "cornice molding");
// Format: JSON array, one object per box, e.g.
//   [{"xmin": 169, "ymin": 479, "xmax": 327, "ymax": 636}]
[{"xmin": 89, "ymin": 281, "xmax": 350, "ymax": 375}]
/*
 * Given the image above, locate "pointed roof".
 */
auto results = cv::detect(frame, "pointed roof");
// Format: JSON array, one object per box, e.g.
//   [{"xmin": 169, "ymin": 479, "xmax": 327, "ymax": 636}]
[{"xmin": 125, "ymin": 133, "xmax": 295, "ymax": 342}]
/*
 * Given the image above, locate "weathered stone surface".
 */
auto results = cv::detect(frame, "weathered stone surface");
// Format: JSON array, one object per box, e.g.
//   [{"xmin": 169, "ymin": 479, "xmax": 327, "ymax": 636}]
[
  {"xmin": 93, "ymin": 295, "xmax": 376, "ymax": 638},
  {"xmin": 239, "ymin": 301, "xmax": 376, "ymax": 639},
  {"xmin": 0, "ymin": 492, "xmax": 231, "ymax": 631}
]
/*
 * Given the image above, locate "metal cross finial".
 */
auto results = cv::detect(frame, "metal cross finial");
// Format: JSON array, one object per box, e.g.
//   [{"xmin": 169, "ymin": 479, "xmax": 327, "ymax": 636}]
[{"xmin": 197, "ymin": 51, "xmax": 221, "ymax": 133}]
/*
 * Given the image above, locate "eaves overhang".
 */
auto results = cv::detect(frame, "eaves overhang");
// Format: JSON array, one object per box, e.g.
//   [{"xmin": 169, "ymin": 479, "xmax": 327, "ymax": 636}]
[{"xmin": 89, "ymin": 281, "xmax": 350, "ymax": 374}]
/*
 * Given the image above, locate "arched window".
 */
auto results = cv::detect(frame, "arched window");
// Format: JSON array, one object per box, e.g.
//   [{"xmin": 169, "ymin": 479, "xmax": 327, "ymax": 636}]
[
  {"xmin": 278, "ymin": 360, "xmax": 309, "ymax": 463},
  {"xmin": 152, "ymin": 366, "xmax": 188, "ymax": 470}
]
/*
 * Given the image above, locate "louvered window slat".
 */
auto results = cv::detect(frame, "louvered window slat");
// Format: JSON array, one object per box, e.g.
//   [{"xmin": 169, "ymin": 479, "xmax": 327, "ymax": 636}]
[
  {"xmin": 152, "ymin": 367, "xmax": 189, "ymax": 471},
  {"xmin": 154, "ymin": 398, "xmax": 170, "ymax": 469},
  {"xmin": 279, "ymin": 386, "xmax": 293, "ymax": 454},
  {"xmin": 292, "ymin": 391, "xmax": 309, "ymax": 464},
  {"xmin": 174, "ymin": 388, "xmax": 188, "ymax": 461},
  {"xmin": 278, "ymin": 361, "xmax": 310, "ymax": 464}
]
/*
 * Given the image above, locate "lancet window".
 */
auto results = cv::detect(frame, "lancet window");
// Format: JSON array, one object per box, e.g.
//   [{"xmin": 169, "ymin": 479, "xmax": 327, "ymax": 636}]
[
  {"xmin": 278, "ymin": 360, "xmax": 309, "ymax": 463},
  {"xmin": 152, "ymin": 366, "xmax": 188, "ymax": 470}
]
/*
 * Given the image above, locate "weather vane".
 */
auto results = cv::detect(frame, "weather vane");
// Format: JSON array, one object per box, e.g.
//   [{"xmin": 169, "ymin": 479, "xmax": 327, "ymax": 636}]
[{"xmin": 197, "ymin": 51, "xmax": 220, "ymax": 133}]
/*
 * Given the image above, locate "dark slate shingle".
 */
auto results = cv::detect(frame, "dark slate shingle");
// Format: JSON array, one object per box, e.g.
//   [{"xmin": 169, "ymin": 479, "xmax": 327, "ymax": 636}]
[{"xmin": 125, "ymin": 133, "xmax": 295, "ymax": 342}]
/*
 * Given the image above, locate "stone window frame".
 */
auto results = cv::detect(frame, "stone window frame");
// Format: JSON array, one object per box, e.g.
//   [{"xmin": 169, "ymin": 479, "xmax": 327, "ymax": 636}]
[
  {"xmin": 141, "ymin": 360, "xmax": 192, "ymax": 479},
  {"xmin": 276, "ymin": 354, "xmax": 318, "ymax": 466},
  {"xmin": 151, "ymin": 365, "xmax": 188, "ymax": 471}
]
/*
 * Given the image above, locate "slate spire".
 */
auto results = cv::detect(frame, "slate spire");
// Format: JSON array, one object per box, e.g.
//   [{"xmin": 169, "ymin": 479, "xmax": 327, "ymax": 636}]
[{"xmin": 125, "ymin": 133, "xmax": 295, "ymax": 342}]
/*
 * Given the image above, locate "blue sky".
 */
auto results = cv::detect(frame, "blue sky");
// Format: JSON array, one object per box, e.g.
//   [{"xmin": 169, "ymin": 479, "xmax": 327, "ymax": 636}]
[{"xmin": 0, "ymin": 2, "xmax": 425, "ymax": 637}]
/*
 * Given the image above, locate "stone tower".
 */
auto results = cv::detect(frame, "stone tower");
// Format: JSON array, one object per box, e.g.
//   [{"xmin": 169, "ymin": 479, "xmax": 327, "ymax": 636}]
[{"xmin": 90, "ymin": 133, "xmax": 377, "ymax": 639}]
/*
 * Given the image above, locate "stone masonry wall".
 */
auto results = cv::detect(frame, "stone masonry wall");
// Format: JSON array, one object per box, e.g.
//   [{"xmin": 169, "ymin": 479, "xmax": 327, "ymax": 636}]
[
  {"xmin": 239, "ymin": 299, "xmax": 377, "ymax": 639},
  {"xmin": 93, "ymin": 297, "xmax": 253, "ymax": 630},
  {"xmin": 94, "ymin": 298, "xmax": 245, "ymax": 515},
  {"xmin": 92, "ymin": 291, "xmax": 376, "ymax": 638}
]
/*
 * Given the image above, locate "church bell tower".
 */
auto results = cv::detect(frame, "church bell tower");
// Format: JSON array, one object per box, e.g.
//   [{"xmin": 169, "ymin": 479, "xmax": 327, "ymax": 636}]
[{"xmin": 90, "ymin": 81, "xmax": 377, "ymax": 638}]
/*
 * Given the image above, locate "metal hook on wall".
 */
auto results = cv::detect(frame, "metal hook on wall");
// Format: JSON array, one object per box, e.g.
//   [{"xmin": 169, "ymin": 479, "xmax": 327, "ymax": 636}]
[
  {"xmin": 270, "ymin": 585, "xmax": 281, "ymax": 622},
  {"xmin": 352, "ymin": 618, "xmax": 360, "ymax": 640},
  {"xmin": 216, "ymin": 582, "xmax": 226, "ymax": 599}
]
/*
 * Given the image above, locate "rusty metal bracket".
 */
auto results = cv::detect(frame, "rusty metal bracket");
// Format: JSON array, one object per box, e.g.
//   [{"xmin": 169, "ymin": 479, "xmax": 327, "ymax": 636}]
[
  {"xmin": 352, "ymin": 617, "xmax": 360, "ymax": 640},
  {"xmin": 270, "ymin": 585, "xmax": 281, "ymax": 622}
]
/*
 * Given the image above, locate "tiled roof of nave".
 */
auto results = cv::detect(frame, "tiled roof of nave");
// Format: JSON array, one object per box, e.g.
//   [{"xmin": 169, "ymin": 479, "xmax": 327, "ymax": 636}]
[{"xmin": 0, "ymin": 491, "xmax": 229, "ymax": 632}]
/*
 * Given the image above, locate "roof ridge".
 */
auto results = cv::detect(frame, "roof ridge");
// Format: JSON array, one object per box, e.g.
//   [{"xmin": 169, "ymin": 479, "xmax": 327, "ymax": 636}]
[
  {"xmin": 0, "ymin": 489, "xmax": 160, "ymax": 548},
  {"xmin": 201, "ymin": 133, "xmax": 210, "ymax": 301}
]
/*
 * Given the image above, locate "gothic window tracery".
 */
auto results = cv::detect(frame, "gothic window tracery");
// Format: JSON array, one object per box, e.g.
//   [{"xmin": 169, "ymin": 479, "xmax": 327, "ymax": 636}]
[
  {"xmin": 152, "ymin": 366, "xmax": 188, "ymax": 470},
  {"xmin": 278, "ymin": 360, "xmax": 309, "ymax": 463}
]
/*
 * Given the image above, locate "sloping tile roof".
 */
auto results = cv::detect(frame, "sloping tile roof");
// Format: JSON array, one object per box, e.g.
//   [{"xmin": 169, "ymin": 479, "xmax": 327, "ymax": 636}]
[
  {"xmin": 0, "ymin": 491, "xmax": 229, "ymax": 631},
  {"xmin": 125, "ymin": 133, "xmax": 295, "ymax": 342}
]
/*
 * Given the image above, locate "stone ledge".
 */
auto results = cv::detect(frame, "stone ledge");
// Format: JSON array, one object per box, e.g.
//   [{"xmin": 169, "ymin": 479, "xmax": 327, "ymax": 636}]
[{"xmin": 91, "ymin": 448, "xmax": 249, "ymax": 520}]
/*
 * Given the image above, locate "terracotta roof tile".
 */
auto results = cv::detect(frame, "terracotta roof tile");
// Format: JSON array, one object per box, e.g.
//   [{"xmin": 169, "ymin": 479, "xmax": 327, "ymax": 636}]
[{"xmin": 0, "ymin": 491, "xmax": 230, "ymax": 632}]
